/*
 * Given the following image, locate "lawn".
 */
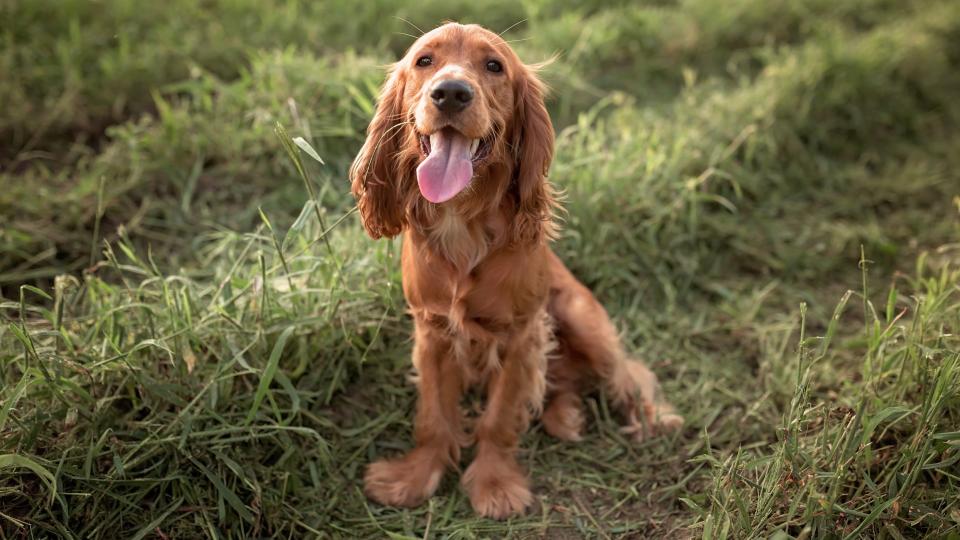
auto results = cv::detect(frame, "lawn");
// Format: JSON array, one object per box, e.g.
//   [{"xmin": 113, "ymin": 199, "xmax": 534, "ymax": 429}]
[{"xmin": 1, "ymin": 0, "xmax": 959, "ymax": 538}]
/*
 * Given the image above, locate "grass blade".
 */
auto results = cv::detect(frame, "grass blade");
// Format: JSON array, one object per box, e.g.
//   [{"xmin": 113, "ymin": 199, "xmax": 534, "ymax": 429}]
[{"xmin": 245, "ymin": 325, "xmax": 296, "ymax": 425}]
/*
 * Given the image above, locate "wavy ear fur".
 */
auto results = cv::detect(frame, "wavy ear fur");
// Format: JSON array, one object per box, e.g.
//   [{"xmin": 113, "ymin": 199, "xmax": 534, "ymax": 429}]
[
  {"xmin": 349, "ymin": 64, "xmax": 408, "ymax": 239},
  {"xmin": 511, "ymin": 64, "xmax": 557, "ymax": 245}
]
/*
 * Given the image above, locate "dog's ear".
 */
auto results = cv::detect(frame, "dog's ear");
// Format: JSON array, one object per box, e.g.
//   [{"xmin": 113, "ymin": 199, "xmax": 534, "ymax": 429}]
[
  {"xmin": 349, "ymin": 64, "xmax": 408, "ymax": 239},
  {"xmin": 510, "ymin": 64, "xmax": 557, "ymax": 245}
]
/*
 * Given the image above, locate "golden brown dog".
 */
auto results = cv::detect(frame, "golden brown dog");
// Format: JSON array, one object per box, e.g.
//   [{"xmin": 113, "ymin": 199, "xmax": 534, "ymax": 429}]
[{"xmin": 350, "ymin": 22, "xmax": 683, "ymax": 519}]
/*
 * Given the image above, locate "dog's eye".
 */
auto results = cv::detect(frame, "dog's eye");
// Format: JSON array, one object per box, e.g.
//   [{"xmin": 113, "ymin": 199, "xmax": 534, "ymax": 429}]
[
  {"xmin": 486, "ymin": 60, "xmax": 503, "ymax": 73},
  {"xmin": 416, "ymin": 56, "xmax": 433, "ymax": 68}
]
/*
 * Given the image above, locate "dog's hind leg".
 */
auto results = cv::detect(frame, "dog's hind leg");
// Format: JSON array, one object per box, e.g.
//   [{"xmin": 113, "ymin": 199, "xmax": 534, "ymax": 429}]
[
  {"xmin": 542, "ymin": 342, "xmax": 588, "ymax": 441},
  {"xmin": 545, "ymin": 251, "xmax": 683, "ymax": 443}
]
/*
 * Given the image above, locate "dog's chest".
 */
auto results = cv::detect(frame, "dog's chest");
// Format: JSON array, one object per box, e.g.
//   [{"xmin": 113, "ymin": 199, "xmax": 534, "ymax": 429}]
[
  {"xmin": 427, "ymin": 210, "xmax": 492, "ymax": 272},
  {"xmin": 410, "ymin": 257, "xmax": 516, "ymax": 329},
  {"xmin": 404, "ymin": 206, "xmax": 549, "ymax": 333}
]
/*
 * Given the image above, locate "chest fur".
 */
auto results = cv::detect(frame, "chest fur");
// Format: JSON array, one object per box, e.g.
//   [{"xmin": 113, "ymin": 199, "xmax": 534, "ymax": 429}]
[
  {"xmin": 402, "ymin": 213, "xmax": 549, "ymax": 333},
  {"xmin": 427, "ymin": 210, "xmax": 492, "ymax": 272}
]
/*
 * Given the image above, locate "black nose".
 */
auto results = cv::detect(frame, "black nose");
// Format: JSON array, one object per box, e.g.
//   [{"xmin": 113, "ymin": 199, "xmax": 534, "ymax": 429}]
[{"xmin": 430, "ymin": 80, "xmax": 474, "ymax": 114}]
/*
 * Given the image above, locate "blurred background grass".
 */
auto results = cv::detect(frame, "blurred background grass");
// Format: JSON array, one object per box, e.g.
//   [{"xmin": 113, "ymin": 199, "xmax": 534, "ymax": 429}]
[{"xmin": 1, "ymin": 0, "xmax": 959, "ymax": 538}]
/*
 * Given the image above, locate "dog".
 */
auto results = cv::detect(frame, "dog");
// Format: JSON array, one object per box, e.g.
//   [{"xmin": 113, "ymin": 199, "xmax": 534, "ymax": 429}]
[{"xmin": 349, "ymin": 22, "xmax": 683, "ymax": 519}]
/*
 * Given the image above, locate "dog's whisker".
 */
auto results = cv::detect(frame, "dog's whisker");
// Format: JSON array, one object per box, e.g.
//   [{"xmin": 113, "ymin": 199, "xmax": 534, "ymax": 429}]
[
  {"xmin": 393, "ymin": 15, "xmax": 425, "ymax": 36},
  {"xmin": 363, "ymin": 120, "xmax": 413, "ymax": 182},
  {"xmin": 498, "ymin": 18, "xmax": 528, "ymax": 37}
]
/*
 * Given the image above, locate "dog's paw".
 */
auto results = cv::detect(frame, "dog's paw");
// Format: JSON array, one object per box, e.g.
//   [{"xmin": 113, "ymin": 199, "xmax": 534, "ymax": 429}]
[
  {"xmin": 542, "ymin": 393, "xmax": 585, "ymax": 442},
  {"xmin": 622, "ymin": 406, "xmax": 684, "ymax": 443},
  {"xmin": 462, "ymin": 456, "xmax": 532, "ymax": 519},
  {"xmin": 364, "ymin": 449, "xmax": 446, "ymax": 508}
]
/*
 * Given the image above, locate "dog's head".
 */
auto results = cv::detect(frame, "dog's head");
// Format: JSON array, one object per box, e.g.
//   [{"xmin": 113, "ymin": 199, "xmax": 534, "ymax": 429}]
[{"xmin": 349, "ymin": 23, "xmax": 555, "ymax": 243}]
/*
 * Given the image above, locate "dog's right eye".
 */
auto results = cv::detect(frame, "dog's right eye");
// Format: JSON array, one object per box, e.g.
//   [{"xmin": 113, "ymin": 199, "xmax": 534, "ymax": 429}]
[{"xmin": 416, "ymin": 56, "xmax": 433, "ymax": 67}]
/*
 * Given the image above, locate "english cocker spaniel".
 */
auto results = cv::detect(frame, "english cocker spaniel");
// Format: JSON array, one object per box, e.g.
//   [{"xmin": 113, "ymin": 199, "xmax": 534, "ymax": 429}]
[{"xmin": 349, "ymin": 22, "xmax": 683, "ymax": 519}]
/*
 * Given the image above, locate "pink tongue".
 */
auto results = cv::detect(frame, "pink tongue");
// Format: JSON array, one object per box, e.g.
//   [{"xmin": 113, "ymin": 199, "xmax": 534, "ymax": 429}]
[{"xmin": 416, "ymin": 129, "xmax": 474, "ymax": 203}]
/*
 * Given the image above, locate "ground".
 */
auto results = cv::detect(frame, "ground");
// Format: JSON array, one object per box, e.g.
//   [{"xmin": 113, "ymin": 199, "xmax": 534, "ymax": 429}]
[{"xmin": 1, "ymin": 0, "xmax": 959, "ymax": 538}]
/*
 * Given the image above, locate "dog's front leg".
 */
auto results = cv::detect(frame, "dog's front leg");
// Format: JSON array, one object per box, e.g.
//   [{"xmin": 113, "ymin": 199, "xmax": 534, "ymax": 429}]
[
  {"xmin": 364, "ymin": 319, "xmax": 466, "ymax": 508},
  {"xmin": 462, "ymin": 316, "xmax": 548, "ymax": 519}
]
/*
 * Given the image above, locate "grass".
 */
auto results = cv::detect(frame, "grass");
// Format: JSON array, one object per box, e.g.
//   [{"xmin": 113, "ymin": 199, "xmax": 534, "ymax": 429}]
[{"xmin": 2, "ymin": 0, "xmax": 959, "ymax": 537}]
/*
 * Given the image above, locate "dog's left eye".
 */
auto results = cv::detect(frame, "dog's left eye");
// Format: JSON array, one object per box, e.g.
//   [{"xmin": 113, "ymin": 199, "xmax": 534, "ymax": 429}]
[{"xmin": 486, "ymin": 60, "xmax": 503, "ymax": 73}]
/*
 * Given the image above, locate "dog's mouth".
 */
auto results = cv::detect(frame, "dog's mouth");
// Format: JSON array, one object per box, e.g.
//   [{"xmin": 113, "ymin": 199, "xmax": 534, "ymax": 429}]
[
  {"xmin": 418, "ymin": 129, "xmax": 492, "ymax": 163},
  {"xmin": 416, "ymin": 126, "xmax": 492, "ymax": 203}
]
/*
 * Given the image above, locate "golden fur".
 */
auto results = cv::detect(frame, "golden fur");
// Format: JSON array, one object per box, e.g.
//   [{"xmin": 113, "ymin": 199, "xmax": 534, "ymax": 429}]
[{"xmin": 350, "ymin": 22, "xmax": 683, "ymax": 519}]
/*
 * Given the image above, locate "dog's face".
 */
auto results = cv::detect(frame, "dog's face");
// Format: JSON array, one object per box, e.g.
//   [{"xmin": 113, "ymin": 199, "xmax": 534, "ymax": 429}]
[
  {"xmin": 406, "ymin": 24, "xmax": 516, "ymax": 203},
  {"xmin": 350, "ymin": 23, "xmax": 555, "ymax": 242}
]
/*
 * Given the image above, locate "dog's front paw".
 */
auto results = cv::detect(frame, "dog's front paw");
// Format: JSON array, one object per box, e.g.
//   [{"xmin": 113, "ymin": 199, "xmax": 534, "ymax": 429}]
[
  {"xmin": 364, "ymin": 448, "xmax": 446, "ymax": 508},
  {"xmin": 462, "ymin": 456, "xmax": 532, "ymax": 519}
]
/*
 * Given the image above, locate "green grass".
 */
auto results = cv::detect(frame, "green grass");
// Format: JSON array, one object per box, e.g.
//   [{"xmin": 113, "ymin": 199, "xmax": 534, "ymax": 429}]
[{"xmin": 2, "ymin": 0, "xmax": 959, "ymax": 537}]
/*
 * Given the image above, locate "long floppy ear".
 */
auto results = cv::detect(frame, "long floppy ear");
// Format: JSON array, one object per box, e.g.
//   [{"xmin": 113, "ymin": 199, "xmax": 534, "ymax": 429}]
[
  {"xmin": 511, "ymin": 64, "xmax": 557, "ymax": 245},
  {"xmin": 349, "ymin": 64, "xmax": 408, "ymax": 239}
]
